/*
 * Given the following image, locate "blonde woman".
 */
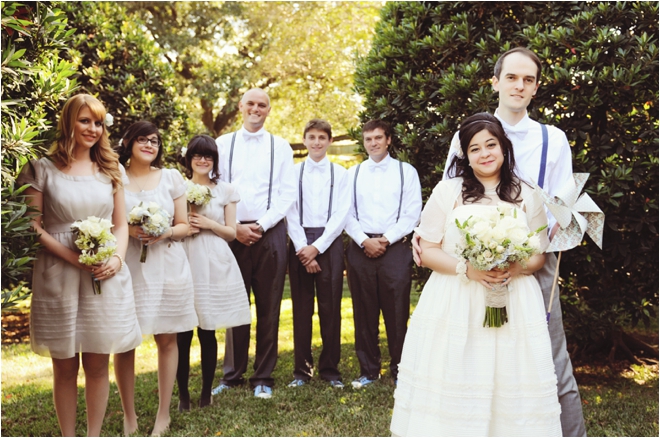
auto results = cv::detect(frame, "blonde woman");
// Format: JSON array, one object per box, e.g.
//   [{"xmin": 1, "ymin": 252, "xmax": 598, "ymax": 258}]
[{"xmin": 18, "ymin": 94, "xmax": 142, "ymax": 436}]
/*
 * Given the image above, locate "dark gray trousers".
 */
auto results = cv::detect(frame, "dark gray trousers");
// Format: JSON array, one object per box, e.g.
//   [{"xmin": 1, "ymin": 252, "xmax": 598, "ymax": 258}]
[
  {"xmin": 288, "ymin": 228, "xmax": 344, "ymax": 381},
  {"xmin": 535, "ymin": 252, "xmax": 587, "ymax": 436},
  {"xmin": 346, "ymin": 239, "xmax": 412, "ymax": 380},
  {"xmin": 221, "ymin": 220, "xmax": 287, "ymax": 388}
]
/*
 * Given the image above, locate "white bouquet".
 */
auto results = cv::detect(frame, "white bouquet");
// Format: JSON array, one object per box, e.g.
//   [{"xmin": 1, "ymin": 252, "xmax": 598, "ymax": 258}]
[
  {"xmin": 455, "ymin": 203, "xmax": 547, "ymax": 327},
  {"xmin": 71, "ymin": 216, "xmax": 117, "ymax": 294},
  {"xmin": 127, "ymin": 201, "xmax": 171, "ymax": 262},
  {"xmin": 185, "ymin": 180, "xmax": 213, "ymax": 208}
]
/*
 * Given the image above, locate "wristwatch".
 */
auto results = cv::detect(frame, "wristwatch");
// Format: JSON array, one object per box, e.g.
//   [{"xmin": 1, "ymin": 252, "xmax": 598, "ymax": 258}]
[{"xmin": 256, "ymin": 222, "xmax": 265, "ymax": 234}]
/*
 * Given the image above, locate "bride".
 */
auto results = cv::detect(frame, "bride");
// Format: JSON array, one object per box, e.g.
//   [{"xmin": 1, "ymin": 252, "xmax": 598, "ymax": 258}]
[{"xmin": 390, "ymin": 113, "xmax": 561, "ymax": 436}]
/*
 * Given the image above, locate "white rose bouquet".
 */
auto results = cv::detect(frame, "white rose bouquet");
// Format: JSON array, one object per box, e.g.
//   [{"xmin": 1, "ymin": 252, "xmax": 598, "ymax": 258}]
[
  {"xmin": 186, "ymin": 180, "xmax": 213, "ymax": 209},
  {"xmin": 455, "ymin": 203, "xmax": 547, "ymax": 327},
  {"xmin": 70, "ymin": 216, "xmax": 117, "ymax": 294},
  {"xmin": 127, "ymin": 201, "xmax": 171, "ymax": 262}
]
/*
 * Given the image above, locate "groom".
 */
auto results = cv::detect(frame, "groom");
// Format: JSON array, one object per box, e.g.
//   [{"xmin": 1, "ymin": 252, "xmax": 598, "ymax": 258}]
[{"xmin": 415, "ymin": 47, "xmax": 587, "ymax": 437}]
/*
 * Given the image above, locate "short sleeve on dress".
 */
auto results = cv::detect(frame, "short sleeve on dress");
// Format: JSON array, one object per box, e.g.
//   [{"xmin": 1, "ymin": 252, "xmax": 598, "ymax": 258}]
[
  {"xmin": 119, "ymin": 164, "xmax": 130, "ymax": 185},
  {"xmin": 414, "ymin": 179, "xmax": 461, "ymax": 244},
  {"xmin": 16, "ymin": 158, "xmax": 47, "ymax": 192},
  {"xmin": 224, "ymin": 182, "xmax": 240, "ymax": 203},
  {"xmin": 168, "ymin": 168, "xmax": 187, "ymax": 200}
]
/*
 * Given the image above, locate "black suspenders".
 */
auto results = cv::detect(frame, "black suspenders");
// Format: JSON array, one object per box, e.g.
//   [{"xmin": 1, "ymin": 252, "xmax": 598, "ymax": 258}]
[
  {"xmin": 229, "ymin": 132, "xmax": 275, "ymax": 210},
  {"xmin": 298, "ymin": 161, "xmax": 335, "ymax": 226},
  {"xmin": 353, "ymin": 159, "xmax": 404, "ymax": 222}
]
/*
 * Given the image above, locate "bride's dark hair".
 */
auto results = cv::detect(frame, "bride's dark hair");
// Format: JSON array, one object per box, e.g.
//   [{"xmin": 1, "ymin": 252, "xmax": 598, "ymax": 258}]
[{"xmin": 446, "ymin": 112, "xmax": 522, "ymax": 204}]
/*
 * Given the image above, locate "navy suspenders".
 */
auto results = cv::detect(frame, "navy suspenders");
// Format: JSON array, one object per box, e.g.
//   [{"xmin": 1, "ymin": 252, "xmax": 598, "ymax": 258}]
[
  {"xmin": 298, "ymin": 161, "xmax": 335, "ymax": 226},
  {"xmin": 353, "ymin": 159, "xmax": 404, "ymax": 223},
  {"xmin": 229, "ymin": 132, "xmax": 275, "ymax": 209},
  {"xmin": 538, "ymin": 124, "xmax": 549, "ymax": 189}
]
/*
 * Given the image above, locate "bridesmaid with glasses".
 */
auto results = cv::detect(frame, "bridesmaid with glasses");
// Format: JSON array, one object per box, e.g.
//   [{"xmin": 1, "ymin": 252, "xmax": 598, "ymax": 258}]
[
  {"xmin": 114, "ymin": 121, "xmax": 198, "ymax": 437},
  {"xmin": 176, "ymin": 135, "xmax": 251, "ymax": 410}
]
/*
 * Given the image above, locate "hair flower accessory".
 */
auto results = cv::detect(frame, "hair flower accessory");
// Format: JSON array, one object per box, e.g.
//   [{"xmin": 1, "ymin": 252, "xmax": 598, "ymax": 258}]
[
  {"xmin": 451, "ymin": 134, "xmax": 464, "ymax": 158},
  {"xmin": 180, "ymin": 146, "xmax": 187, "ymax": 157},
  {"xmin": 105, "ymin": 113, "xmax": 114, "ymax": 127}
]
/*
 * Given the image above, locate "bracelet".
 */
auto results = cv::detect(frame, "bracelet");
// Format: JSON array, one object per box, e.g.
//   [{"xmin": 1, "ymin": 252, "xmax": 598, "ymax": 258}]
[
  {"xmin": 170, "ymin": 228, "xmax": 175, "ymax": 240},
  {"xmin": 456, "ymin": 258, "xmax": 470, "ymax": 284},
  {"xmin": 112, "ymin": 253, "xmax": 125, "ymax": 271}
]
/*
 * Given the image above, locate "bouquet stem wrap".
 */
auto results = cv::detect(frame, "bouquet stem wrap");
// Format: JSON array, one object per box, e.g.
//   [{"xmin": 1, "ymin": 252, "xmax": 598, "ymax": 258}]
[{"xmin": 483, "ymin": 283, "xmax": 508, "ymax": 327}]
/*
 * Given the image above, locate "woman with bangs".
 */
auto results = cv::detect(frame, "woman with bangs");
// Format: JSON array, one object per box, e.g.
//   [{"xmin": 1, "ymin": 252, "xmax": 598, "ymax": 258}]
[
  {"xmin": 18, "ymin": 94, "xmax": 142, "ymax": 436},
  {"xmin": 113, "ymin": 121, "xmax": 197, "ymax": 436},
  {"xmin": 176, "ymin": 135, "xmax": 251, "ymax": 411}
]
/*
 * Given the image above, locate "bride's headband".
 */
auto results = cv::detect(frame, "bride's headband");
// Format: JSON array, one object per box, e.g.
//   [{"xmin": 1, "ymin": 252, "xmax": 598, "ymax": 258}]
[{"xmin": 453, "ymin": 118, "xmax": 501, "ymax": 158}]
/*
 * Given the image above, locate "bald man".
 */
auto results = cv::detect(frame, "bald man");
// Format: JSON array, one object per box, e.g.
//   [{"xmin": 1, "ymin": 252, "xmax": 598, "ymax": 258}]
[{"xmin": 213, "ymin": 89, "xmax": 297, "ymax": 398}]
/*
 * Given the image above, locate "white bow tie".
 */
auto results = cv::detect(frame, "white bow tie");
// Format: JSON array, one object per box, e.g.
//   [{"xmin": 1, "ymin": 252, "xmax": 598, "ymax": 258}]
[
  {"xmin": 306, "ymin": 160, "xmax": 327, "ymax": 173},
  {"xmin": 369, "ymin": 160, "xmax": 388, "ymax": 171},
  {"xmin": 243, "ymin": 130, "xmax": 264, "ymax": 142},
  {"xmin": 503, "ymin": 123, "xmax": 528, "ymax": 141}
]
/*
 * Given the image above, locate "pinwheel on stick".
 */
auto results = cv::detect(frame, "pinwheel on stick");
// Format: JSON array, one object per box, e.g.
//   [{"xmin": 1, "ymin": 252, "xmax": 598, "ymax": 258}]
[{"xmin": 534, "ymin": 173, "xmax": 605, "ymax": 322}]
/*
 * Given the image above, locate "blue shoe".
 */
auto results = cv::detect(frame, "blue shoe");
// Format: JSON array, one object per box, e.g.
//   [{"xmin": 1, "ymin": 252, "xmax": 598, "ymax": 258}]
[
  {"xmin": 254, "ymin": 385, "xmax": 273, "ymax": 399},
  {"xmin": 329, "ymin": 380, "xmax": 345, "ymax": 389},
  {"xmin": 211, "ymin": 383, "xmax": 231, "ymax": 396},
  {"xmin": 351, "ymin": 375, "xmax": 377, "ymax": 389},
  {"xmin": 287, "ymin": 379, "xmax": 306, "ymax": 388}
]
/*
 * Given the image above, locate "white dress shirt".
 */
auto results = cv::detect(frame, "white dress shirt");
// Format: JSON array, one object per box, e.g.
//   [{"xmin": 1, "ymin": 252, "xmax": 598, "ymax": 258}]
[
  {"xmin": 442, "ymin": 110, "xmax": 573, "ymax": 230},
  {"xmin": 345, "ymin": 154, "xmax": 422, "ymax": 246},
  {"xmin": 286, "ymin": 157, "xmax": 350, "ymax": 254},
  {"xmin": 216, "ymin": 127, "xmax": 297, "ymax": 231}
]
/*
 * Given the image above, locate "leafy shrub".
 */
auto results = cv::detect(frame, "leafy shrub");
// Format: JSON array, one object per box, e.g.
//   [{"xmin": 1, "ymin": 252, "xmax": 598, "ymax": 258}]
[
  {"xmin": 1, "ymin": 1, "xmax": 79, "ymax": 309},
  {"xmin": 354, "ymin": 2, "xmax": 659, "ymax": 354}
]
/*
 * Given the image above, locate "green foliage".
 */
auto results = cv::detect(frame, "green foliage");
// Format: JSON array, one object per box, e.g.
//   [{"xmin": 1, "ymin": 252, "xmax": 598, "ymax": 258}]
[
  {"xmin": 62, "ymin": 2, "xmax": 194, "ymax": 164},
  {"xmin": 355, "ymin": 2, "xmax": 659, "ymax": 350},
  {"xmin": 1, "ymin": 1, "xmax": 79, "ymax": 308},
  {"xmin": 125, "ymin": 1, "xmax": 382, "ymax": 141},
  {"xmin": 1, "ymin": 1, "xmax": 79, "ymax": 185}
]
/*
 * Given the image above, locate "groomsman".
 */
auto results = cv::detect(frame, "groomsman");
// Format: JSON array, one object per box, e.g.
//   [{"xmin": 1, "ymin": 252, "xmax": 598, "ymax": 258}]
[
  {"xmin": 436, "ymin": 47, "xmax": 586, "ymax": 436},
  {"xmin": 286, "ymin": 119, "xmax": 350, "ymax": 389},
  {"xmin": 345, "ymin": 120, "xmax": 422, "ymax": 388},
  {"xmin": 213, "ymin": 88, "xmax": 297, "ymax": 399}
]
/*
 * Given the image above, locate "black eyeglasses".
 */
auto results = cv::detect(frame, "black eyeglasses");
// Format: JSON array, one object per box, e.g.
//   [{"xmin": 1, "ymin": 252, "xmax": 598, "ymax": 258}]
[
  {"xmin": 136, "ymin": 136, "xmax": 160, "ymax": 147},
  {"xmin": 191, "ymin": 154, "xmax": 214, "ymax": 162}
]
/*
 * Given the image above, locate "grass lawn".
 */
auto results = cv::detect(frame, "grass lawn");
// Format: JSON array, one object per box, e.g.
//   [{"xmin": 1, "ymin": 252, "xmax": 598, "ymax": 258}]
[{"xmin": 2, "ymin": 278, "xmax": 658, "ymax": 436}]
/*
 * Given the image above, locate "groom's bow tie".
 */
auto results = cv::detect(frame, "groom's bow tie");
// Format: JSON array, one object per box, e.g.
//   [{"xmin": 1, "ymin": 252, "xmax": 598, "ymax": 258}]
[{"xmin": 503, "ymin": 123, "xmax": 528, "ymax": 141}]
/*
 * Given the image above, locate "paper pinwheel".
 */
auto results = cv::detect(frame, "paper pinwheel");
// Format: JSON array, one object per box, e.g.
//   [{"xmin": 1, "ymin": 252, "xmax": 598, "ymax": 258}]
[
  {"xmin": 534, "ymin": 173, "xmax": 605, "ymax": 321},
  {"xmin": 534, "ymin": 173, "xmax": 604, "ymax": 252}
]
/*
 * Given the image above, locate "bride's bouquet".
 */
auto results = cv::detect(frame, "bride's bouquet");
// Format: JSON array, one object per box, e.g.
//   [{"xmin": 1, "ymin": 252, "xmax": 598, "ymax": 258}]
[
  {"xmin": 128, "ymin": 201, "xmax": 171, "ymax": 262},
  {"xmin": 71, "ymin": 216, "xmax": 117, "ymax": 294},
  {"xmin": 455, "ymin": 203, "xmax": 547, "ymax": 328}
]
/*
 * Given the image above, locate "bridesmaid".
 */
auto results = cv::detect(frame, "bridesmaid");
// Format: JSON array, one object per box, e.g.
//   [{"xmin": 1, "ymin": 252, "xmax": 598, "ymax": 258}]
[
  {"xmin": 18, "ymin": 94, "xmax": 142, "ymax": 436},
  {"xmin": 176, "ymin": 135, "xmax": 251, "ymax": 410},
  {"xmin": 114, "ymin": 121, "xmax": 198, "ymax": 437}
]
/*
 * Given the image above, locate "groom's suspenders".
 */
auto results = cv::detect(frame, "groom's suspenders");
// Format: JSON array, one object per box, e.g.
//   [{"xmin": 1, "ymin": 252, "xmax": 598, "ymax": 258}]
[{"xmin": 537, "ymin": 124, "xmax": 549, "ymax": 189}]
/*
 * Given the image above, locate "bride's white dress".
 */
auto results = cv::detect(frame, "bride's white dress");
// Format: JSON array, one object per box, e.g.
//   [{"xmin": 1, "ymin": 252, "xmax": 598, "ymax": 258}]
[{"xmin": 390, "ymin": 178, "xmax": 561, "ymax": 437}]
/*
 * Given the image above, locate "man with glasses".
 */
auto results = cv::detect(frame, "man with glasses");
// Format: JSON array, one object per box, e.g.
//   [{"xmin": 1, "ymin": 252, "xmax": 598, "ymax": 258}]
[{"xmin": 213, "ymin": 88, "xmax": 297, "ymax": 399}]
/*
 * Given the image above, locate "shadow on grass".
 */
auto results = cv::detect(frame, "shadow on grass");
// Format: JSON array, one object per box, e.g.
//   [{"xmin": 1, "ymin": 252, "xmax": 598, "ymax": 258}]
[{"xmin": 2, "ymin": 342, "xmax": 397, "ymax": 437}]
